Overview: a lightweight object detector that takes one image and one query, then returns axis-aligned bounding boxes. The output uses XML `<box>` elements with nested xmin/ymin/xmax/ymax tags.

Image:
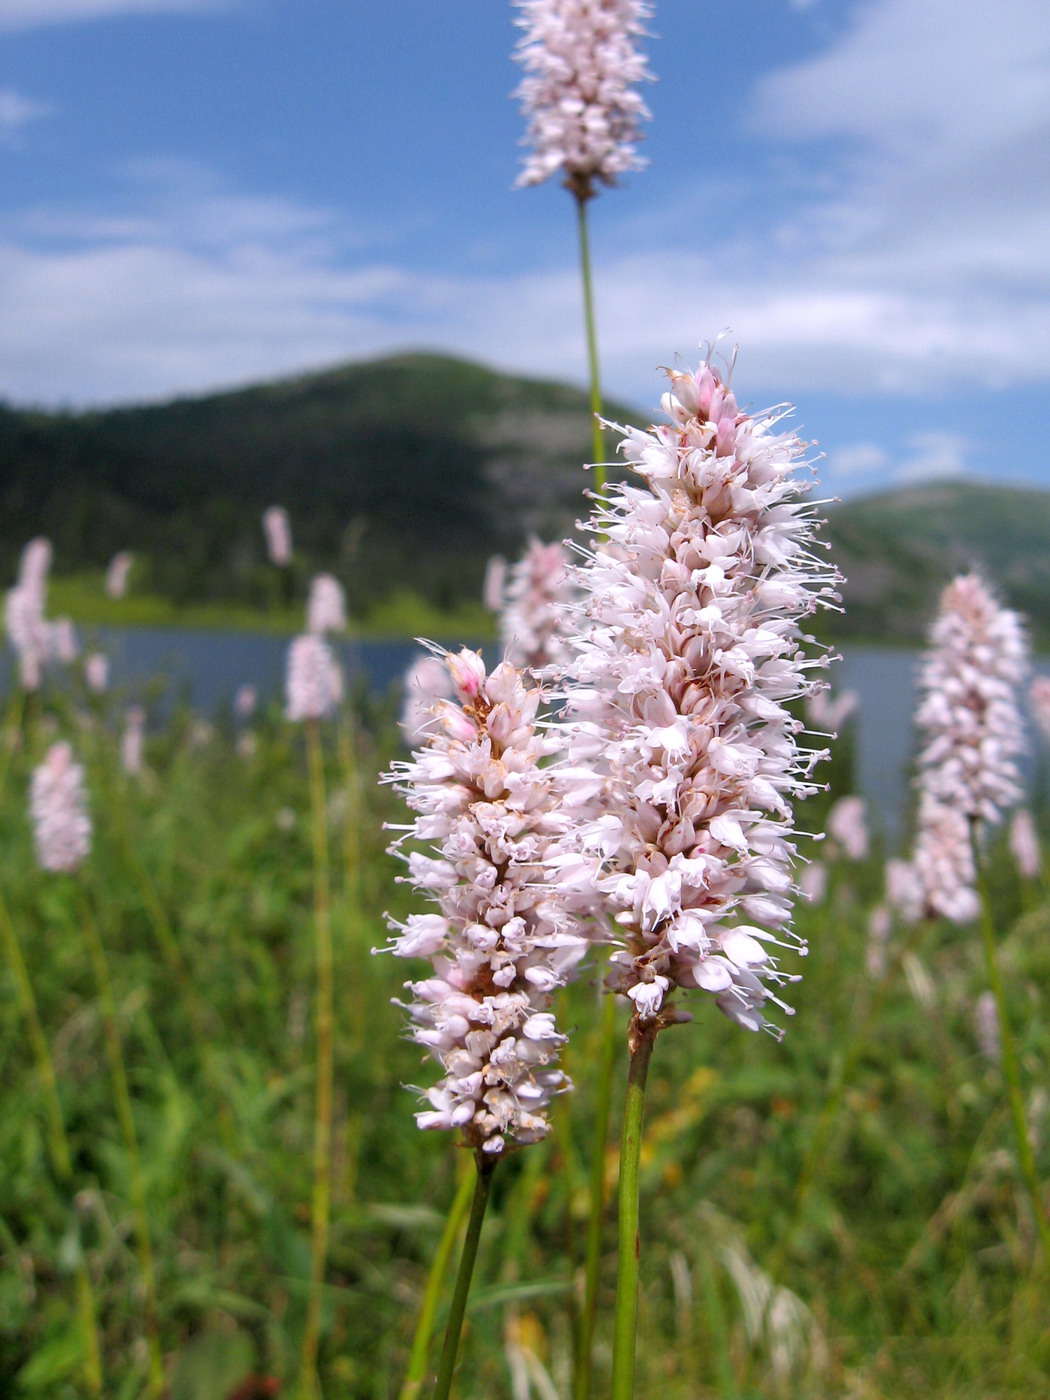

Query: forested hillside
<box><xmin>4</xmin><ymin>352</ymin><xmax>1050</xmax><ymax>644</ymax></box>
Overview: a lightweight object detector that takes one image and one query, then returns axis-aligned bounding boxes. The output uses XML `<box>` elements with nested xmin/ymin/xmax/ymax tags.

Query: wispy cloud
<box><xmin>828</xmin><ymin>433</ymin><xmax>968</xmax><ymax>487</ymax></box>
<box><xmin>0</xmin><ymin>0</ymin><xmax>1047</xmax><ymax>410</ymax></box>
<box><xmin>0</xmin><ymin>89</ymin><xmax>53</xmax><ymax>147</ymax></box>
<box><xmin>0</xmin><ymin>0</ymin><xmax>228</xmax><ymax>30</ymax></box>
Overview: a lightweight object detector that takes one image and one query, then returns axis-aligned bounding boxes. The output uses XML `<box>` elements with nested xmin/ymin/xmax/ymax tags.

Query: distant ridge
<box><xmin>0</xmin><ymin>351</ymin><xmax>636</xmax><ymax>617</ymax></box>
<box><xmin>824</xmin><ymin>481</ymin><xmax>1050</xmax><ymax>647</ymax></box>
<box><xmin>2</xmin><ymin>352</ymin><xmax>1050</xmax><ymax>644</ymax></box>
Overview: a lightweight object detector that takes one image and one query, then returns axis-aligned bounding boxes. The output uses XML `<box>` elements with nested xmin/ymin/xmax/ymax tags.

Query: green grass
<box><xmin>45</xmin><ymin>574</ymin><xmax>496</xmax><ymax>642</ymax></box>
<box><xmin>0</xmin><ymin>678</ymin><xmax>1048</xmax><ymax>1397</ymax></box>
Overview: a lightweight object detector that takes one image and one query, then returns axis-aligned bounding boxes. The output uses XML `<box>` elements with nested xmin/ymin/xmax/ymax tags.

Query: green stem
<box><xmin>610</xmin><ymin>1017</ymin><xmax>658</xmax><ymax>1400</ymax></box>
<box><xmin>299</xmin><ymin>718</ymin><xmax>335</xmax><ymax>1397</ymax></box>
<box><xmin>573</xmin><ymin>991</ymin><xmax>619</xmax><ymax>1400</ymax></box>
<box><xmin>336</xmin><ymin>714</ymin><xmax>365</xmax><ymax>1058</ymax></box>
<box><xmin>0</xmin><ymin>891</ymin><xmax>103</xmax><ymax>1395</ymax></box>
<box><xmin>0</xmin><ymin>686</ymin><xmax>26</xmax><ymax>803</ymax></box>
<box><xmin>790</xmin><ymin>915</ymin><xmax>926</xmax><ymax>1222</ymax></box>
<box><xmin>973</xmin><ymin>828</ymin><xmax>1050</xmax><ymax>1260</ymax></box>
<box><xmin>432</xmin><ymin>1153</ymin><xmax>497</xmax><ymax>1400</ymax></box>
<box><xmin>575</xmin><ymin>194</ymin><xmax>607</xmax><ymax>491</ymax></box>
<box><xmin>80</xmin><ymin>891</ymin><xmax>163</xmax><ymax>1397</ymax></box>
<box><xmin>742</xmin><ymin>913</ymin><xmax>927</xmax><ymax>1390</ymax></box>
<box><xmin>398</xmin><ymin>1162</ymin><xmax>475</xmax><ymax>1400</ymax></box>
<box><xmin>95</xmin><ymin>739</ymin><xmax>237</xmax><ymax>1152</ymax></box>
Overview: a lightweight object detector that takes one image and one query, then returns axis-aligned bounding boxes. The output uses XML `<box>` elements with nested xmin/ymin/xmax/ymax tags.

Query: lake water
<box><xmin>6</xmin><ymin>626</ymin><xmax>1049</xmax><ymax>842</ymax></box>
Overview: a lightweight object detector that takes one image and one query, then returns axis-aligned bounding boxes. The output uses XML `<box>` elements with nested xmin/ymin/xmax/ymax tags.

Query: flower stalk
<box><xmin>0</xmin><ymin>890</ymin><xmax>102</xmax><ymax>1395</ymax></box>
<box><xmin>80</xmin><ymin>890</ymin><xmax>164</xmax><ymax>1397</ymax></box>
<box><xmin>575</xmin><ymin>194</ymin><xmax>607</xmax><ymax>484</ymax></box>
<box><xmin>610</xmin><ymin>1016</ymin><xmax>658</xmax><ymax>1400</ymax></box>
<box><xmin>973</xmin><ymin>829</ymin><xmax>1050</xmax><ymax>1261</ymax></box>
<box><xmin>573</xmin><ymin>990</ymin><xmax>619</xmax><ymax>1400</ymax></box>
<box><xmin>432</xmin><ymin>1153</ymin><xmax>498</xmax><ymax>1400</ymax></box>
<box><xmin>397</xmin><ymin>1161</ymin><xmax>476</xmax><ymax>1400</ymax></box>
<box><xmin>299</xmin><ymin>716</ymin><xmax>335</xmax><ymax>1396</ymax></box>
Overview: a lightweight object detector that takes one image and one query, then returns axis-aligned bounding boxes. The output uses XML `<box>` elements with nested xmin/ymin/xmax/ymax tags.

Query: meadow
<box><xmin>1</xmin><ymin>660</ymin><xmax>1048</xmax><ymax>1399</ymax></box>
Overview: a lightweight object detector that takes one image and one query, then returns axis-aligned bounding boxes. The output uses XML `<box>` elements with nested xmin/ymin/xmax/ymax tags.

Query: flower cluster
<box><xmin>383</xmin><ymin>649</ymin><xmax>588</xmax><ymax>1154</ymax></box>
<box><xmin>5</xmin><ymin>538</ymin><xmax>53</xmax><ymax>691</ymax></box>
<box><xmin>496</xmin><ymin>536</ymin><xmax>577</xmax><ymax>674</ymax></box>
<box><xmin>31</xmin><ymin>742</ymin><xmax>91</xmax><ymax>874</ymax></box>
<box><xmin>556</xmin><ymin>359</ymin><xmax>839</xmax><ymax>1033</ymax></box>
<box><xmin>399</xmin><ymin>653</ymin><xmax>454</xmax><ymax>746</ymax></box>
<box><xmin>912</xmin><ymin>574</ymin><xmax>1026</xmax><ymax>922</ymax></box>
<box><xmin>827</xmin><ymin>795</ymin><xmax>869</xmax><ymax>861</ymax></box>
<box><xmin>106</xmin><ymin>551</ymin><xmax>134</xmax><ymax>600</ymax></box>
<box><xmin>513</xmin><ymin>0</ymin><xmax>653</xmax><ymax>200</ymax></box>
<box><xmin>285</xmin><ymin>634</ymin><xmax>342</xmax><ymax>721</ymax></box>
<box><xmin>1030</xmin><ymin>675</ymin><xmax>1050</xmax><ymax>745</ymax></box>
<box><xmin>262</xmin><ymin>506</ymin><xmax>292</xmax><ymax>566</ymax></box>
<box><xmin>121</xmin><ymin>706</ymin><xmax>146</xmax><ymax>776</ymax></box>
<box><xmin>306</xmin><ymin>573</ymin><xmax>347</xmax><ymax>635</ymax></box>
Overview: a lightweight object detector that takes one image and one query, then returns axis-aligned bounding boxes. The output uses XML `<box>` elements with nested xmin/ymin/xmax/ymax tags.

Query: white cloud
<box><xmin>2</xmin><ymin>172</ymin><xmax>1050</xmax><ymax>408</ymax></box>
<box><xmin>0</xmin><ymin>0</ymin><xmax>227</xmax><ymax>29</ymax></box>
<box><xmin>0</xmin><ymin>89</ymin><xmax>53</xmax><ymax>146</ymax></box>
<box><xmin>828</xmin><ymin>443</ymin><xmax>888</xmax><ymax>478</ymax></box>
<box><xmin>0</xmin><ymin>0</ymin><xmax>1048</xmax><ymax>408</ymax></box>
<box><xmin>893</xmin><ymin>432</ymin><xmax>968</xmax><ymax>484</ymax></box>
<box><xmin>827</xmin><ymin>434</ymin><xmax>968</xmax><ymax>488</ymax></box>
<box><xmin>752</xmin><ymin>0</ymin><xmax>1050</xmax><ymax>159</ymax></box>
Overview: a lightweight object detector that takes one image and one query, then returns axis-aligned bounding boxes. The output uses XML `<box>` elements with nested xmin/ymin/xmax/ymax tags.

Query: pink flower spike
<box><xmin>380</xmin><ymin>649</ymin><xmax>592</xmax><ymax>1154</ymax></box>
<box><xmin>513</xmin><ymin>0</ymin><xmax>654</xmax><ymax>201</ymax></box>
<box><xmin>31</xmin><ymin>742</ymin><xmax>91</xmax><ymax>874</ymax></box>
<box><xmin>306</xmin><ymin>574</ymin><xmax>347</xmax><ymax>635</ymax></box>
<box><xmin>285</xmin><ymin>633</ymin><xmax>342</xmax><ymax>721</ymax></box>
<box><xmin>106</xmin><ymin>551</ymin><xmax>134</xmax><ymax>600</ymax></box>
<box><xmin>912</xmin><ymin>573</ymin><xmax>1026</xmax><ymax>922</ymax></box>
<box><xmin>262</xmin><ymin>506</ymin><xmax>292</xmax><ymax>566</ymax></box>
<box><xmin>558</xmin><ymin>353</ymin><xmax>840</xmax><ymax>1034</ymax></box>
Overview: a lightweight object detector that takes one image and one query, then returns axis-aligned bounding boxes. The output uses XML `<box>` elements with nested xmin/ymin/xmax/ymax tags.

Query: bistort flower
<box><xmin>306</xmin><ymin>573</ymin><xmax>347</xmax><ymax>635</ymax></box>
<box><xmin>262</xmin><ymin>506</ymin><xmax>293</xmax><ymax>566</ymax></box>
<box><xmin>556</xmin><ymin>355</ymin><xmax>840</xmax><ymax>1034</ymax></box>
<box><xmin>399</xmin><ymin>653</ymin><xmax>454</xmax><ymax>747</ymax></box>
<box><xmin>382</xmin><ymin>649</ymin><xmax>589</xmax><ymax>1154</ymax></box>
<box><xmin>106</xmin><ymin>551</ymin><xmax>134</xmax><ymax>600</ymax></box>
<box><xmin>498</xmin><ymin>536</ymin><xmax>577</xmax><ymax>675</ymax></box>
<box><xmin>513</xmin><ymin>0</ymin><xmax>654</xmax><ymax>200</ymax></box>
<box><xmin>285</xmin><ymin>634</ymin><xmax>342</xmax><ymax>722</ymax></box>
<box><xmin>31</xmin><ymin>741</ymin><xmax>91</xmax><ymax>873</ymax></box>
<box><xmin>912</xmin><ymin>573</ymin><xmax>1026</xmax><ymax>922</ymax></box>
<box><xmin>5</xmin><ymin>537</ymin><xmax>53</xmax><ymax>691</ymax></box>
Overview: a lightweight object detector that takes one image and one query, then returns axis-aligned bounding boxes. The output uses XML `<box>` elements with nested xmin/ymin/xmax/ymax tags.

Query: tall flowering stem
<box><xmin>432</xmin><ymin>1152</ymin><xmax>498</xmax><ymax>1400</ymax></box>
<box><xmin>299</xmin><ymin>717</ymin><xmax>335</xmax><ymax>1397</ymax></box>
<box><xmin>382</xmin><ymin>647</ymin><xmax>590</xmax><ymax>1388</ymax></box>
<box><xmin>514</xmin><ymin>0</ymin><xmax>653</xmax><ymax>488</ymax></box>
<box><xmin>80</xmin><ymin>891</ymin><xmax>164</xmax><ymax>1397</ymax></box>
<box><xmin>974</xmin><ymin>840</ymin><xmax>1050</xmax><ymax>1259</ymax></box>
<box><xmin>574</xmin><ymin>989</ymin><xmax>618</xmax><ymax>1400</ymax></box>
<box><xmin>0</xmin><ymin>890</ymin><xmax>103</xmax><ymax>1394</ymax></box>
<box><xmin>576</xmin><ymin>196</ymin><xmax>607</xmax><ymax>482</ymax></box>
<box><xmin>913</xmin><ymin>574</ymin><xmax>1025</xmax><ymax>922</ymax></box>
<box><xmin>397</xmin><ymin>1160</ymin><xmax>475</xmax><ymax>1400</ymax></box>
<box><xmin>556</xmin><ymin>356</ymin><xmax>838</xmax><ymax>1397</ymax></box>
<box><xmin>910</xmin><ymin>574</ymin><xmax>1048</xmax><ymax>1255</ymax></box>
<box><xmin>610</xmin><ymin>1016</ymin><xmax>657</xmax><ymax>1400</ymax></box>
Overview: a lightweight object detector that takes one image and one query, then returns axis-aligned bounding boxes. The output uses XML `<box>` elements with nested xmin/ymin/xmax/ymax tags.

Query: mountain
<box><xmin>0</xmin><ymin>352</ymin><xmax>636</xmax><ymax>617</ymax></box>
<box><xmin>824</xmin><ymin>481</ymin><xmax>1050</xmax><ymax>647</ymax></box>
<box><xmin>2</xmin><ymin>352</ymin><xmax>1049</xmax><ymax>644</ymax></box>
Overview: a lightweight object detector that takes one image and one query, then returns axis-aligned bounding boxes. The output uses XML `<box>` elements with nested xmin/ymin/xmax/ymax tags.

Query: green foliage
<box><xmin>0</xmin><ymin>353</ymin><xmax>637</xmax><ymax>622</ymax></box>
<box><xmin>825</xmin><ymin>481</ymin><xmax>1050</xmax><ymax>648</ymax></box>
<box><xmin>0</xmin><ymin>677</ymin><xmax>1048</xmax><ymax>1397</ymax></box>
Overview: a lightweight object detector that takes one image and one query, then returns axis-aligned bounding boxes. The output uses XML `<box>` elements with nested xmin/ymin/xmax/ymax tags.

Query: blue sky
<box><xmin>1</xmin><ymin>0</ymin><xmax>1049</xmax><ymax>500</ymax></box>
